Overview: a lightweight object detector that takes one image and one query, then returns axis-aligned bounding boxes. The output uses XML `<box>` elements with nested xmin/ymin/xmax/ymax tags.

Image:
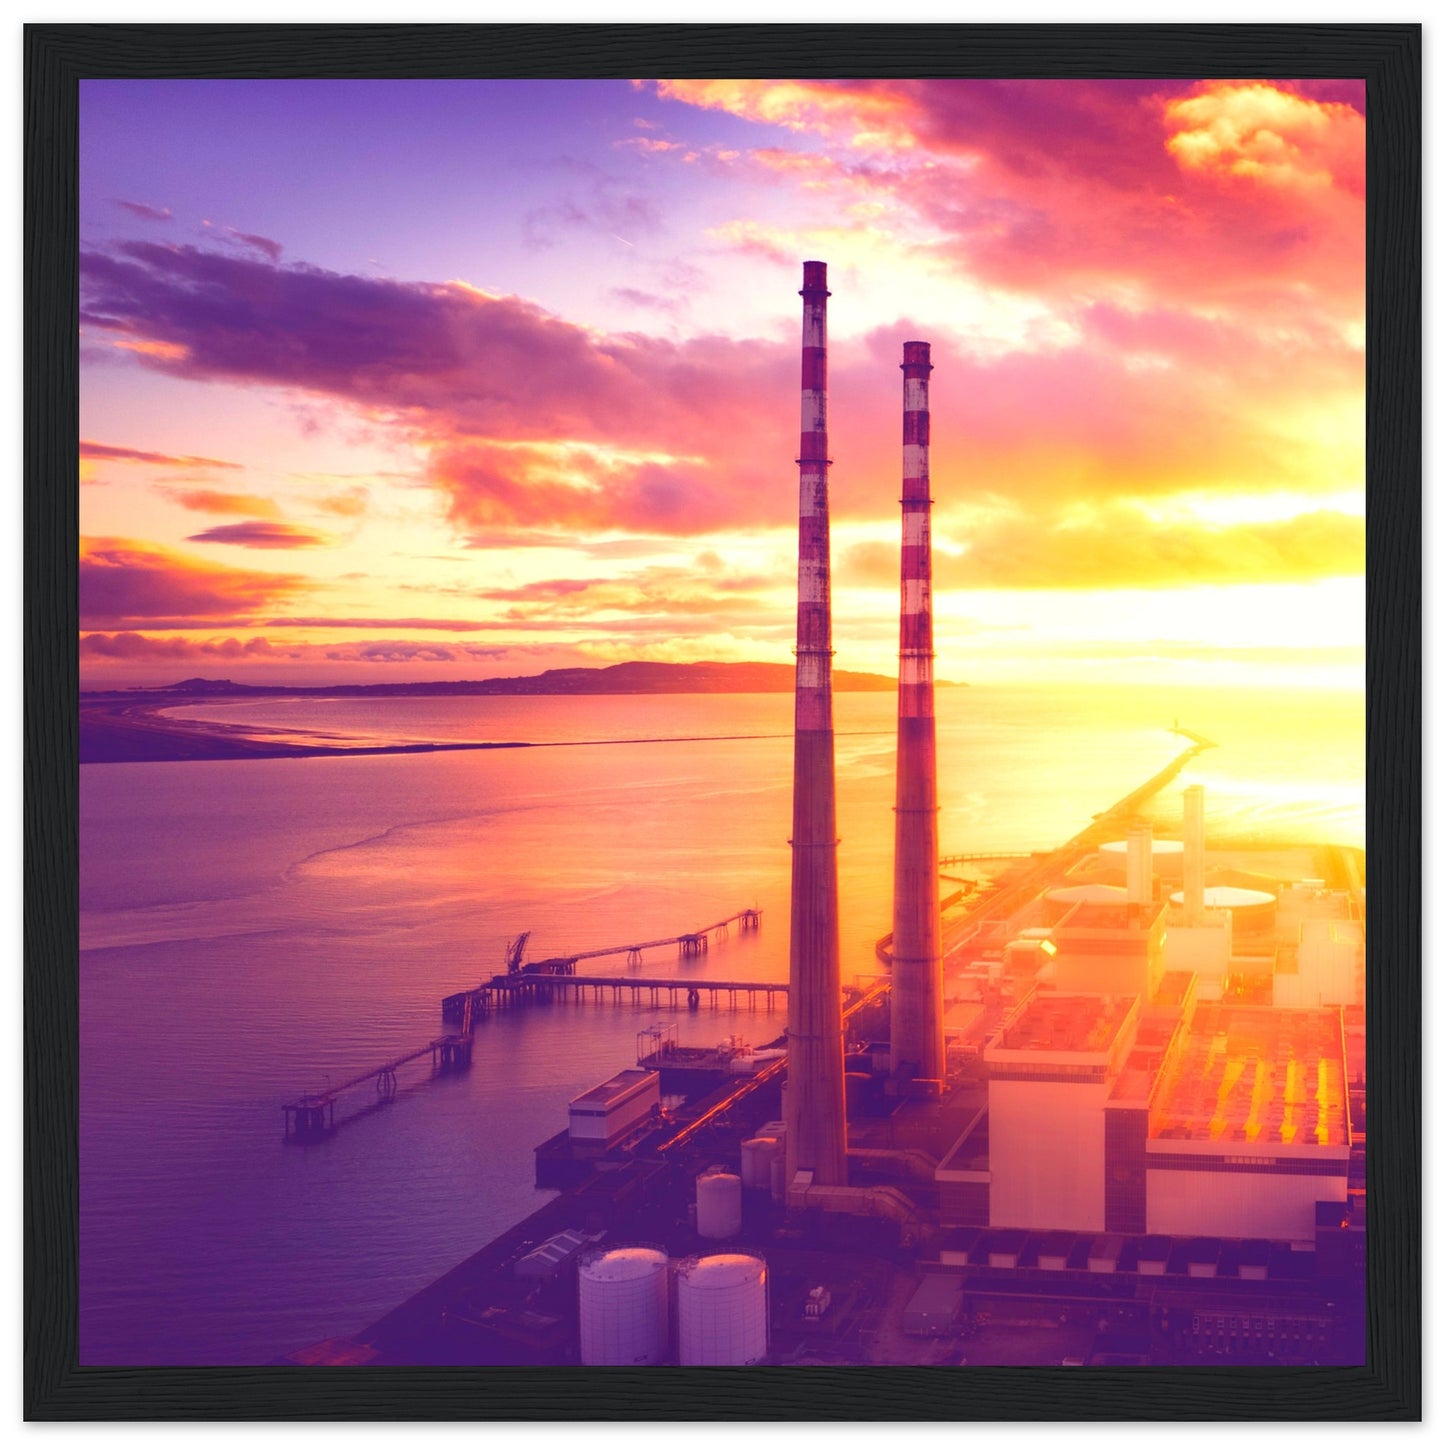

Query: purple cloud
<box><xmin>186</xmin><ymin>522</ymin><xmax>329</xmax><ymax>549</ymax></box>
<box><xmin>224</xmin><ymin>228</ymin><xmax>284</xmax><ymax>262</ymax></box>
<box><xmin>112</xmin><ymin>199</ymin><xmax>172</xmax><ymax>222</ymax></box>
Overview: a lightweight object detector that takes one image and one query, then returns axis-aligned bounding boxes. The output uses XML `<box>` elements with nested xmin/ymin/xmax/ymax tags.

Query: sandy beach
<box><xmin>79</xmin><ymin>698</ymin><xmax>527</xmax><ymax>764</ymax></box>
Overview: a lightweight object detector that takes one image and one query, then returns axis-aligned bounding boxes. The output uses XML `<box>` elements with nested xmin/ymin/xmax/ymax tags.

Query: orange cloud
<box><xmin>165</xmin><ymin>489</ymin><xmax>283</xmax><ymax>518</ymax></box>
<box><xmin>81</xmin><ymin>238</ymin><xmax>1362</xmax><ymax>551</ymax></box>
<box><xmin>655</xmin><ymin>78</ymin><xmax>1364</xmax><ymax>332</ymax></box>
<box><xmin>80</xmin><ymin>536</ymin><xmax>310</xmax><ymax>628</ymax></box>
<box><xmin>314</xmin><ymin>487</ymin><xmax>370</xmax><ymax>517</ymax></box>
<box><xmin>651</xmin><ymin>79</ymin><xmax>917</xmax><ymax>149</ymax></box>
<box><xmin>841</xmin><ymin>506</ymin><xmax>1364</xmax><ymax>590</ymax></box>
<box><xmin>1164</xmin><ymin>81</ymin><xmax>1365</xmax><ymax>195</ymax></box>
<box><xmin>477</xmin><ymin>563</ymin><xmax>778</xmax><ymax>622</ymax></box>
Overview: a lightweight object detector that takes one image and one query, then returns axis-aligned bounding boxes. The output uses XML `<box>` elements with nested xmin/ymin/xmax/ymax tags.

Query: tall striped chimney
<box><xmin>784</xmin><ymin>260</ymin><xmax>847</xmax><ymax>1188</ymax></box>
<box><xmin>889</xmin><ymin>340</ymin><xmax>945</xmax><ymax>1089</ymax></box>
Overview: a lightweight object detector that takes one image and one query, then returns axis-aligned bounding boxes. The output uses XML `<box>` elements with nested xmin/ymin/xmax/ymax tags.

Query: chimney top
<box><xmin>901</xmin><ymin>340</ymin><xmax>933</xmax><ymax>371</ymax></box>
<box><xmin>800</xmin><ymin>260</ymin><xmax>830</xmax><ymax>296</ymax></box>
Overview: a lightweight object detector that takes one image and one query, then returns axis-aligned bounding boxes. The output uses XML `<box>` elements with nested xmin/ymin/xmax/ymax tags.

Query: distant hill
<box><xmin>83</xmin><ymin>660</ymin><xmax>963</xmax><ymax>702</ymax></box>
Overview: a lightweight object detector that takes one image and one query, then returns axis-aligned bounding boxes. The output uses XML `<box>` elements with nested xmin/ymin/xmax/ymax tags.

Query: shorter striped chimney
<box><xmin>1126</xmin><ymin>821</ymin><xmax>1154</xmax><ymax>906</ymax></box>
<box><xmin>1183</xmin><ymin>785</ymin><xmax>1206</xmax><ymax>923</ymax></box>
<box><xmin>889</xmin><ymin>340</ymin><xmax>944</xmax><ymax>1088</ymax></box>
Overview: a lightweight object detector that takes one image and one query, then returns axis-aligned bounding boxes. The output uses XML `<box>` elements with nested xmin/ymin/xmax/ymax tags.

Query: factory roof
<box><xmin>1046</xmin><ymin>884</ymin><xmax>1127</xmax><ymax>904</ymax></box>
<box><xmin>1107</xmin><ymin>1010</ymin><xmax>1185</xmax><ymax>1107</ymax></box>
<box><xmin>1108</xmin><ymin>1050</ymin><xmax>1163</xmax><ymax>1106</ymax></box>
<box><xmin>986</xmin><ymin>991</ymin><xmax>1136</xmax><ymax>1060</ymax></box>
<box><xmin>1152</xmin><ymin>970</ymin><xmax>1195</xmax><ymax>1009</ymax></box>
<box><xmin>1054</xmin><ymin>899</ymin><xmax>1166</xmax><ymax>935</ymax></box>
<box><xmin>1148</xmin><ymin>1003</ymin><xmax>1348</xmax><ymax>1151</ymax></box>
<box><xmin>569</xmin><ymin>1069</ymin><xmax>656</xmax><ymax>1109</ymax></box>
<box><xmin>1299</xmin><ymin>918</ymin><xmax>1365</xmax><ymax>946</ymax></box>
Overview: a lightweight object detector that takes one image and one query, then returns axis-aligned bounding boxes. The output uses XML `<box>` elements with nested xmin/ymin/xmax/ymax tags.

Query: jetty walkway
<box><xmin>879</xmin><ymin>728</ymin><xmax>1216</xmax><ymax>965</ymax></box>
<box><xmin>440</xmin><ymin>910</ymin><xmax>762</xmax><ymax>1024</ymax></box>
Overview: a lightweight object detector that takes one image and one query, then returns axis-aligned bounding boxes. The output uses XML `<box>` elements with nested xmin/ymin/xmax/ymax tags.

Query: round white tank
<box><xmin>696</xmin><ymin>1170</ymin><xmax>744</xmax><ymax>1238</ymax></box>
<box><xmin>1101</xmin><ymin>839</ymin><xmax>1184</xmax><ymax>861</ymax></box>
<box><xmin>740</xmin><ymin>1137</ymin><xmax>779</xmax><ymax>1190</ymax></box>
<box><xmin>676</xmin><ymin>1253</ymin><xmax>769</xmax><ymax>1365</ymax></box>
<box><xmin>577</xmin><ymin>1247</ymin><xmax>670</xmax><ymax>1366</ymax></box>
<box><xmin>1169</xmin><ymin>885</ymin><xmax>1277</xmax><ymax>936</ymax></box>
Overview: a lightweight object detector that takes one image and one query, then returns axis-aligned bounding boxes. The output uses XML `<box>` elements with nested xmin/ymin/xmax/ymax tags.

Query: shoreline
<box><xmin>80</xmin><ymin>700</ymin><xmax>534</xmax><ymax>764</ymax></box>
<box><xmin>338</xmin><ymin>736</ymin><xmax>1366</xmax><ymax>1367</ymax></box>
<box><xmin>79</xmin><ymin>699</ymin><xmax>809</xmax><ymax>765</ymax></box>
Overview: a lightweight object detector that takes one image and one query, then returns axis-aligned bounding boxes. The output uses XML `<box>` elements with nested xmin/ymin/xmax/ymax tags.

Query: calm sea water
<box><xmin>79</xmin><ymin>684</ymin><xmax>1363</xmax><ymax>1364</ymax></box>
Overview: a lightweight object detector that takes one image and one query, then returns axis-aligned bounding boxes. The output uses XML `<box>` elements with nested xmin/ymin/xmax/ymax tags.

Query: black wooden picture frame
<box><xmin>24</xmin><ymin>22</ymin><xmax>1421</xmax><ymax>1421</ymax></box>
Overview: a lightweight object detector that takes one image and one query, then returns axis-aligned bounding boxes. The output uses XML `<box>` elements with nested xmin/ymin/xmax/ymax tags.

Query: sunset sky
<box><xmin>77</xmin><ymin>77</ymin><xmax>1366</xmax><ymax>689</ymax></box>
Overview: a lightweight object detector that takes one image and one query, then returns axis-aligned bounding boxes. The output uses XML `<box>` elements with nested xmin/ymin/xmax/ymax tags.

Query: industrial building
<box><xmin>325</xmin><ymin>261</ymin><xmax>1365</xmax><ymax>1369</ymax></box>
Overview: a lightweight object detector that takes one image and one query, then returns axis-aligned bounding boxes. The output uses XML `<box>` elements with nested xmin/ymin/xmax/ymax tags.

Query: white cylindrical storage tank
<box><xmin>675</xmin><ymin>1253</ymin><xmax>769</xmax><ymax>1365</ymax></box>
<box><xmin>1169</xmin><ymin>885</ymin><xmax>1277</xmax><ymax>941</ymax></box>
<box><xmin>1100</xmin><ymin>837</ymin><xmax>1184</xmax><ymax>880</ymax></box>
<box><xmin>696</xmin><ymin>1170</ymin><xmax>744</xmax><ymax>1238</ymax></box>
<box><xmin>769</xmin><ymin>1149</ymin><xmax>787</xmax><ymax>1203</ymax></box>
<box><xmin>740</xmin><ymin>1137</ymin><xmax>778</xmax><ymax>1190</ymax></box>
<box><xmin>577</xmin><ymin>1247</ymin><xmax>670</xmax><ymax>1366</ymax></box>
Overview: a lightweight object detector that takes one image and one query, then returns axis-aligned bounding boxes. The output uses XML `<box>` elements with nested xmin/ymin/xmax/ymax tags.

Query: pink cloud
<box><xmin>657</xmin><ymin>78</ymin><xmax>1364</xmax><ymax>326</ymax></box>
<box><xmin>81</xmin><ymin>440</ymin><xmax>242</xmax><ymax>469</ymax></box>
<box><xmin>78</xmin><ymin>212</ymin><xmax>1360</xmax><ymax>550</ymax></box>
<box><xmin>476</xmin><ymin>565</ymin><xmax>776</xmax><ymax>621</ymax></box>
<box><xmin>80</xmin><ymin>631</ymin><xmax>288</xmax><ymax>661</ymax></box>
<box><xmin>80</xmin><ymin>243</ymin><xmax>798</xmax><ymax>534</ymax></box>
<box><xmin>112</xmin><ymin>199</ymin><xmax>172</xmax><ymax>222</ymax></box>
<box><xmin>263</xmin><ymin>616</ymin><xmax>489</xmax><ymax>631</ymax></box>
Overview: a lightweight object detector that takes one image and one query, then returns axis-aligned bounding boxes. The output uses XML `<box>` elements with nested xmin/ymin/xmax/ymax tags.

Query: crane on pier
<box><xmin>504</xmin><ymin>932</ymin><xmax>529</xmax><ymax>975</ymax></box>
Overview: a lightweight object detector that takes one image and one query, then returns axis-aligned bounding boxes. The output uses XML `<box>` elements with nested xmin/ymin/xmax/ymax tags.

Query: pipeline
<box><xmin>846</xmin><ymin>1147</ymin><xmax>939</xmax><ymax>1184</ymax></box>
<box><xmin>785</xmin><ymin>1182</ymin><xmax>923</xmax><ymax>1226</ymax></box>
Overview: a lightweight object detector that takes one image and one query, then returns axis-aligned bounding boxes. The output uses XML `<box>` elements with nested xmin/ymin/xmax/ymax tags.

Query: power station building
<box><xmin>927</xmin><ymin>783</ymin><xmax>1358</xmax><ymax>1248</ymax></box>
<box><xmin>770</xmin><ymin>259</ymin><xmax>1362</xmax><ymax>1269</ymax></box>
<box><xmin>937</xmin><ymin>982</ymin><xmax>1351</xmax><ymax>1244</ymax></box>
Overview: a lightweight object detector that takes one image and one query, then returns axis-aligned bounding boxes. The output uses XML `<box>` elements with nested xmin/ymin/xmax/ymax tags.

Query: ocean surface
<box><xmin>79</xmin><ymin>683</ymin><xmax>1364</xmax><ymax>1364</ymax></box>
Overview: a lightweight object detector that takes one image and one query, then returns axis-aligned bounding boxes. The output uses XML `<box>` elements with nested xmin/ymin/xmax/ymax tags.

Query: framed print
<box><xmin>25</xmin><ymin>21</ymin><xmax>1421</xmax><ymax>1421</ymax></box>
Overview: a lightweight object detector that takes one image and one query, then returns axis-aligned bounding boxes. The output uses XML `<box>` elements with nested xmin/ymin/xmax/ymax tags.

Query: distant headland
<box><xmin>81</xmin><ymin>660</ymin><xmax>962</xmax><ymax>764</ymax></box>
<box><xmin>83</xmin><ymin>659</ymin><xmax>952</xmax><ymax>703</ymax></box>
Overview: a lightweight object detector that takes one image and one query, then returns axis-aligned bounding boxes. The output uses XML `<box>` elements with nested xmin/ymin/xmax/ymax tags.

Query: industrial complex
<box><xmin>289</xmin><ymin>263</ymin><xmax>1366</xmax><ymax>1370</ymax></box>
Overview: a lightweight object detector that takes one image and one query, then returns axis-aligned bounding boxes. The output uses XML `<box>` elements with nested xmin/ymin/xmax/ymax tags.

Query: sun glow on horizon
<box><xmin>78</xmin><ymin>77</ymin><xmax>1365</xmax><ymax>692</ymax></box>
